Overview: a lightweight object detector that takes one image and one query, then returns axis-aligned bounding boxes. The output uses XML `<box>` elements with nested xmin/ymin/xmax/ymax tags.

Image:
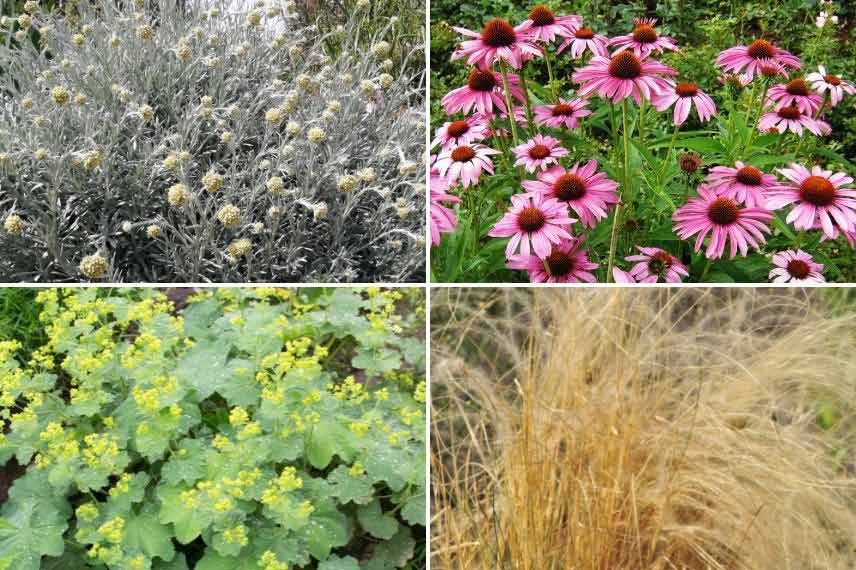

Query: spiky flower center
<box><xmin>786</xmin><ymin>259</ymin><xmax>811</xmax><ymax>279</ymax></box>
<box><xmin>747</xmin><ymin>39</ymin><xmax>774</xmax><ymax>59</ymax></box>
<box><xmin>467</xmin><ymin>68</ymin><xmax>497</xmax><ymax>92</ymax></box>
<box><xmin>675</xmin><ymin>82</ymin><xmax>698</xmax><ymax>97</ymax></box>
<box><xmin>799</xmin><ymin>175</ymin><xmax>836</xmax><ymax>206</ymax></box>
<box><xmin>707</xmin><ymin>197</ymin><xmax>739</xmax><ymax>225</ymax></box>
<box><xmin>544</xmin><ymin>250</ymin><xmax>574</xmax><ymax>276</ymax></box>
<box><xmin>575</xmin><ymin>27</ymin><xmax>594</xmax><ymax>39</ymax></box>
<box><xmin>736</xmin><ymin>166</ymin><xmax>763</xmax><ymax>185</ymax></box>
<box><xmin>518</xmin><ymin>207</ymin><xmax>546</xmax><ymax>232</ymax></box>
<box><xmin>551</xmin><ymin>104</ymin><xmax>577</xmax><ymax>116</ymax></box>
<box><xmin>777</xmin><ymin>105</ymin><xmax>801</xmax><ymax>119</ymax></box>
<box><xmin>481</xmin><ymin>19</ymin><xmax>516</xmax><ymax>48</ymax></box>
<box><xmin>785</xmin><ymin>79</ymin><xmax>809</xmax><ymax>96</ymax></box>
<box><xmin>528</xmin><ymin>144</ymin><xmax>551</xmax><ymax>160</ymax></box>
<box><xmin>451</xmin><ymin>146</ymin><xmax>476</xmax><ymax>162</ymax></box>
<box><xmin>528</xmin><ymin>5</ymin><xmax>555</xmax><ymax>26</ymax></box>
<box><xmin>761</xmin><ymin>64</ymin><xmax>782</xmax><ymax>78</ymax></box>
<box><xmin>608</xmin><ymin>51</ymin><xmax>642</xmax><ymax>80</ymax></box>
<box><xmin>648</xmin><ymin>250</ymin><xmax>673</xmax><ymax>274</ymax></box>
<box><xmin>824</xmin><ymin>74</ymin><xmax>841</xmax><ymax>86</ymax></box>
<box><xmin>679</xmin><ymin>152</ymin><xmax>701</xmax><ymax>173</ymax></box>
<box><xmin>632</xmin><ymin>24</ymin><xmax>658</xmax><ymax>44</ymax></box>
<box><xmin>553</xmin><ymin>173</ymin><xmax>587</xmax><ymax>201</ymax></box>
<box><xmin>446</xmin><ymin>120</ymin><xmax>470</xmax><ymax>138</ymax></box>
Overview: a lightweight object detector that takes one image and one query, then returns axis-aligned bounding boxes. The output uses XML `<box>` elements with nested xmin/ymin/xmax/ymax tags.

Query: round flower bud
<box><xmin>379</xmin><ymin>73</ymin><xmax>394</xmax><ymax>90</ymax></box>
<box><xmin>266</xmin><ymin>176</ymin><xmax>284</xmax><ymax>194</ymax></box>
<box><xmin>202</xmin><ymin>170</ymin><xmax>223</xmax><ymax>193</ymax></box>
<box><xmin>217</xmin><ymin>204</ymin><xmax>241</xmax><ymax>229</ymax></box>
<box><xmin>139</xmin><ymin>104</ymin><xmax>154</xmax><ymax>122</ymax></box>
<box><xmin>221</xmin><ymin>131</ymin><xmax>235</xmax><ymax>144</ymax></box>
<box><xmin>17</xmin><ymin>14</ymin><xmax>32</xmax><ymax>29</ymax></box>
<box><xmin>251</xmin><ymin>222</ymin><xmax>265</xmax><ymax>234</ymax></box>
<box><xmin>74</xmin><ymin>93</ymin><xmax>87</xmax><ymax>106</ymax></box>
<box><xmin>4</xmin><ymin>214</ymin><xmax>24</xmax><ymax>235</ymax></box>
<box><xmin>50</xmin><ymin>85</ymin><xmax>70</xmax><ymax>106</ymax></box>
<box><xmin>265</xmin><ymin>106</ymin><xmax>284</xmax><ymax>125</ymax></box>
<box><xmin>307</xmin><ymin>127</ymin><xmax>326</xmax><ymax>144</ymax></box>
<box><xmin>337</xmin><ymin>174</ymin><xmax>357</xmax><ymax>193</ymax></box>
<box><xmin>357</xmin><ymin>167</ymin><xmax>376</xmax><ymax>183</ymax></box>
<box><xmin>268</xmin><ymin>206</ymin><xmax>282</xmax><ymax>218</ymax></box>
<box><xmin>313</xmin><ymin>202</ymin><xmax>328</xmax><ymax>220</ymax></box>
<box><xmin>79</xmin><ymin>254</ymin><xmax>108</xmax><ymax>279</ymax></box>
<box><xmin>286</xmin><ymin>121</ymin><xmax>300</xmax><ymax>136</ymax></box>
<box><xmin>21</xmin><ymin>97</ymin><xmax>34</xmax><ymax>110</ymax></box>
<box><xmin>121</xmin><ymin>221</ymin><xmax>133</xmax><ymax>233</ymax></box>
<box><xmin>679</xmin><ymin>152</ymin><xmax>701</xmax><ymax>174</ymax></box>
<box><xmin>246</xmin><ymin>9</ymin><xmax>262</xmax><ymax>27</ymax></box>
<box><xmin>398</xmin><ymin>161</ymin><xmax>418</xmax><ymax>176</ymax></box>
<box><xmin>371</xmin><ymin>41</ymin><xmax>391</xmax><ymax>58</ymax></box>
<box><xmin>34</xmin><ymin>148</ymin><xmax>49</xmax><ymax>161</ymax></box>
<box><xmin>167</xmin><ymin>183</ymin><xmax>189</xmax><ymax>207</ymax></box>
<box><xmin>226</xmin><ymin>238</ymin><xmax>252</xmax><ymax>260</ymax></box>
<box><xmin>146</xmin><ymin>224</ymin><xmax>161</xmax><ymax>238</ymax></box>
<box><xmin>136</xmin><ymin>24</ymin><xmax>154</xmax><ymax>41</ymax></box>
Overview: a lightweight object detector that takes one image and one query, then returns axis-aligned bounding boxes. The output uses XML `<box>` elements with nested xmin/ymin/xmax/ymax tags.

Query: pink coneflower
<box><xmin>718</xmin><ymin>72</ymin><xmax>751</xmax><ymax>89</ymax></box>
<box><xmin>625</xmin><ymin>246</ymin><xmax>689</xmax><ymax>283</ymax></box>
<box><xmin>488</xmin><ymin>192</ymin><xmax>575</xmax><ymax>259</ymax></box>
<box><xmin>431</xmin><ymin>115</ymin><xmax>489</xmax><ymax>151</ymax></box>
<box><xmin>817</xmin><ymin>222</ymin><xmax>856</xmax><ymax>248</ymax></box>
<box><xmin>557</xmin><ymin>26</ymin><xmax>609</xmax><ymax>59</ymax></box>
<box><xmin>434</xmin><ymin>143</ymin><xmax>501</xmax><ymax>189</ymax></box>
<box><xmin>429</xmin><ymin>186</ymin><xmax>461</xmax><ymax>247</ymax></box>
<box><xmin>612</xmin><ymin>267</ymin><xmax>637</xmax><ymax>283</ymax></box>
<box><xmin>672</xmin><ymin>185</ymin><xmax>773</xmax><ymax>259</ymax></box>
<box><xmin>769</xmin><ymin>249</ymin><xmax>825</xmax><ymax>283</ymax></box>
<box><xmin>766</xmin><ymin>78</ymin><xmax>823</xmax><ymax>114</ymax></box>
<box><xmin>511</xmin><ymin>135</ymin><xmax>569</xmax><ymax>173</ymax></box>
<box><xmin>441</xmin><ymin>68</ymin><xmax>525</xmax><ymax>115</ymax></box>
<box><xmin>767</xmin><ymin>163</ymin><xmax>856</xmax><ymax>238</ymax></box>
<box><xmin>521</xmin><ymin>160</ymin><xmax>619</xmax><ymax>228</ymax></box>
<box><xmin>652</xmin><ymin>81</ymin><xmax>716</xmax><ymax>125</ymax></box>
<box><xmin>507</xmin><ymin>236</ymin><xmax>597</xmax><ymax>283</ymax></box>
<box><xmin>522</xmin><ymin>5</ymin><xmax>581</xmax><ymax>43</ymax></box>
<box><xmin>572</xmin><ymin>51</ymin><xmax>676</xmax><ymax>105</ymax></box>
<box><xmin>532</xmin><ymin>98</ymin><xmax>591</xmax><ymax>129</ymax></box>
<box><xmin>451</xmin><ymin>18</ymin><xmax>542</xmax><ymax>69</ymax></box>
<box><xmin>757</xmin><ymin>105</ymin><xmax>826</xmax><ymax>137</ymax></box>
<box><xmin>704</xmin><ymin>161</ymin><xmax>777</xmax><ymax>208</ymax></box>
<box><xmin>806</xmin><ymin>65</ymin><xmax>856</xmax><ymax>107</ymax></box>
<box><xmin>609</xmin><ymin>18</ymin><xmax>679</xmax><ymax>57</ymax></box>
<box><xmin>715</xmin><ymin>39</ymin><xmax>801</xmax><ymax>80</ymax></box>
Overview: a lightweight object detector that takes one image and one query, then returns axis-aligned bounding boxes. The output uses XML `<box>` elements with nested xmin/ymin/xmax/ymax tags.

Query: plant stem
<box><xmin>743</xmin><ymin>78</ymin><xmax>768</xmax><ymax>155</ymax></box>
<box><xmin>700</xmin><ymin>258</ymin><xmax>713</xmax><ymax>281</ymax></box>
<box><xmin>638</xmin><ymin>99</ymin><xmax>646</xmax><ymax>145</ymax></box>
<box><xmin>659</xmin><ymin>123</ymin><xmax>680</xmax><ymax>179</ymax></box>
<box><xmin>607</xmin><ymin>98</ymin><xmax>632</xmax><ymax>282</ymax></box>
<box><xmin>499</xmin><ymin>60</ymin><xmax>520</xmax><ymax>146</ymax></box>
<box><xmin>517</xmin><ymin>64</ymin><xmax>537</xmax><ymax>135</ymax></box>
<box><xmin>543</xmin><ymin>46</ymin><xmax>558</xmax><ymax>102</ymax></box>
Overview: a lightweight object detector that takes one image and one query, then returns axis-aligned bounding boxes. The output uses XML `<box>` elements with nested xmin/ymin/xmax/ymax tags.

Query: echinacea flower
<box><xmin>522</xmin><ymin>5</ymin><xmax>581</xmax><ymax>43</ymax></box>
<box><xmin>430</xmin><ymin>162</ymin><xmax>461</xmax><ymax>246</ymax></box>
<box><xmin>765</xmin><ymin>78</ymin><xmax>823</xmax><ymax>114</ymax></box>
<box><xmin>572</xmin><ymin>51</ymin><xmax>676</xmax><ymax>105</ymax></box>
<box><xmin>716</xmin><ymin>39</ymin><xmax>801</xmax><ymax>80</ymax></box>
<box><xmin>507</xmin><ymin>236</ymin><xmax>597</xmax><ymax>283</ymax></box>
<box><xmin>769</xmin><ymin>249</ymin><xmax>825</xmax><ymax>283</ymax></box>
<box><xmin>441</xmin><ymin>68</ymin><xmax>525</xmax><ymax>115</ymax></box>
<box><xmin>758</xmin><ymin>105</ymin><xmax>826</xmax><ymax>137</ymax></box>
<box><xmin>431</xmin><ymin>115</ymin><xmax>489</xmax><ymax>151</ymax></box>
<box><xmin>767</xmin><ymin>163</ymin><xmax>856</xmax><ymax>238</ymax></box>
<box><xmin>609</xmin><ymin>18</ymin><xmax>679</xmax><ymax>57</ymax></box>
<box><xmin>625</xmin><ymin>246</ymin><xmax>689</xmax><ymax>283</ymax></box>
<box><xmin>532</xmin><ymin>98</ymin><xmax>591</xmax><ymax>129</ymax></box>
<box><xmin>557</xmin><ymin>26</ymin><xmax>609</xmax><ymax>59</ymax></box>
<box><xmin>652</xmin><ymin>81</ymin><xmax>716</xmax><ymax>125</ymax></box>
<box><xmin>806</xmin><ymin>65</ymin><xmax>856</xmax><ymax>107</ymax></box>
<box><xmin>434</xmin><ymin>143</ymin><xmax>501</xmax><ymax>189</ymax></box>
<box><xmin>521</xmin><ymin>160</ymin><xmax>619</xmax><ymax>228</ymax></box>
<box><xmin>451</xmin><ymin>18</ymin><xmax>541</xmax><ymax>69</ymax></box>
<box><xmin>612</xmin><ymin>267</ymin><xmax>637</xmax><ymax>283</ymax></box>
<box><xmin>673</xmin><ymin>185</ymin><xmax>773</xmax><ymax>259</ymax></box>
<box><xmin>704</xmin><ymin>161</ymin><xmax>777</xmax><ymax>208</ymax></box>
<box><xmin>488</xmin><ymin>192</ymin><xmax>575</xmax><ymax>259</ymax></box>
<box><xmin>511</xmin><ymin>134</ymin><xmax>569</xmax><ymax>173</ymax></box>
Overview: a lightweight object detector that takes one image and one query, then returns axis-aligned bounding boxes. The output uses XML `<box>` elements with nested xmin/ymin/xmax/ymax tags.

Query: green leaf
<box><xmin>328</xmin><ymin>466</ymin><xmax>374</xmax><ymax>505</ymax></box>
<box><xmin>357</xmin><ymin>499</ymin><xmax>399</xmax><ymax>540</ymax></box>
<box><xmin>157</xmin><ymin>485</ymin><xmax>211</xmax><ymax>544</ymax></box>
<box><xmin>175</xmin><ymin>339</ymin><xmax>232</xmax><ymax>398</ymax></box>
<box><xmin>679</xmin><ymin>137</ymin><xmax>725</xmax><ymax>154</ymax></box>
<box><xmin>0</xmin><ymin>501</ymin><xmax>67</xmax><ymax>570</ymax></box>
<box><xmin>299</xmin><ymin>504</ymin><xmax>349</xmax><ymax>561</ymax></box>
<box><xmin>153</xmin><ymin>553</ymin><xmax>189</xmax><ymax>570</ymax></box>
<box><xmin>365</xmin><ymin>527</ymin><xmax>415</xmax><ymax>569</ymax></box>
<box><xmin>319</xmin><ymin>555</ymin><xmax>360</xmax><ymax>570</ymax></box>
<box><xmin>307</xmin><ymin>421</ymin><xmax>355</xmax><ymax>470</ymax></box>
<box><xmin>401</xmin><ymin>492</ymin><xmax>426</xmax><ymax>527</ymax></box>
<box><xmin>161</xmin><ymin>440</ymin><xmax>207</xmax><ymax>486</ymax></box>
<box><xmin>124</xmin><ymin>504</ymin><xmax>176</xmax><ymax>562</ymax></box>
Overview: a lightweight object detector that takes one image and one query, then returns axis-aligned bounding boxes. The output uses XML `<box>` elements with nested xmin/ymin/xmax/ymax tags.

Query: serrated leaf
<box><xmin>161</xmin><ymin>440</ymin><xmax>206</xmax><ymax>486</ymax></box>
<box><xmin>157</xmin><ymin>485</ymin><xmax>211</xmax><ymax>544</ymax></box>
<box><xmin>307</xmin><ymin>421</ymin><xmax>354</xmax><ymax>469</ymax></box>
<box><xmin>328</xmin><ymin>466</ymin><xmax>374</xmax><ymax>505</ymax></box>
<box><xmin>0</xmin><ymin>502</ymin><xmax>67</xmax><ymax>570</ymax></box>
<box><xmin>299</xmin><ymin>504</ymin><xmax>349</xmax><ymax>561</ymax></box>
<box><xmin>367</xmin><ymin>527</ymin><xmax>415</xmax><ymax>569</ymax></box>
<box><xmin>357</xmin><ymin>499</ymin><xmax>398</xmax><ymax>540</ymax></box>
<box><xmin>124</xmin><ymin>504</ymin><xmax>176</xmax><ymax>562</ymax></box>
<box><xmin>175</xmin><ymin>340</ymin><xmax>231</xmax><ymax>398</ymax></box>
<box><xmin>401</xmin><ymin>492</ymin><xmax>425</xmax><ymax>527</ymax></box>
<box><xmin>319</xmin><ymin>555</ymin><xmax>360</xmax><ymax>570</ymax></box>
<box><xmin>153</xmin><ymin>553</ymin><xmax>189</xmax><ymax>570</ymax></box>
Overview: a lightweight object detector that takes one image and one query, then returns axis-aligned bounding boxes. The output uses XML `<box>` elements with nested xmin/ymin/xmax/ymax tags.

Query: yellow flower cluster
<box><xmin>223</xmin><ymin>524</ymin><xmax>249</xmax><ymax>546</ymax></box>
<box><xmin>261</xmin><ymin>466</ymin><xmax>303</xmax><ymax>509</ymax></box>
<box><xmin>331</xmin><ymin>375</ymin><xmax>368</xmax><ymax>404</ymax></box>
<box><xmin>259</xmin><ymin>550</ymin><xmax>289</xmax><ymax>570</ymax></box>
<box><xmin>83</xmin><ymin>433</ymin><xmax>121</xmax><ymax>468</ymax></box>
<box><xmin>97</xmin><ymin>516</ymin><xmax>125</xmax><ymax>543</ymax></box>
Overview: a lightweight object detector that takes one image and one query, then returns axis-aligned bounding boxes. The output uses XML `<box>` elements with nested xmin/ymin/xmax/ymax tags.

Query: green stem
<box><xmin>659</xmin><ymin>123</ymin><xmax>680</xmax><ymax>179</ymax></box>
<box><xmin>743</xmin><ymin>78</ymin><xmax>769</xmax><ymax>155</ymax></box>
<box><xmin>543</xmin><ymin>46</ymin><xmax>558</xmax><ymax>103</ymax></box>
<box><xmin>638</xmin><ymin>99</ymin><xmax>646</xmax><ymax>145</ymax></box>
<box><xmin>700</xmin><ymin>258</ymin><xmax>713</xmax><ymax>282</ymax></box>
<box><xmin>607</xmin><ymin>99</ymin><xmax>632</xmax><ymax>282</ymax></box>
<box><xmin>518</xmin><ymin>65</ymin><xmax>537</xmax><ymax>135</ymax></box>
<box><xmin>499</xmin><ymin>60</ymin><xmax>520</xmax><ymax>146</ymax></box>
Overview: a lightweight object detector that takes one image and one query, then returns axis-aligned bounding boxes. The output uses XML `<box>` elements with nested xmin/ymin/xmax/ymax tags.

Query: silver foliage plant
<box><xmin>0</xmin><ymin>0</ymin><xmax>426</xmax><ymax>283</ymax></box>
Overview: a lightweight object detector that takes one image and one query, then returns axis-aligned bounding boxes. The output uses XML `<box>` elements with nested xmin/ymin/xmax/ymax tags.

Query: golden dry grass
<box><xmin>431</xmin><ymin>288</ymin><xmax>856</xmax><ymax>570</ymax></box>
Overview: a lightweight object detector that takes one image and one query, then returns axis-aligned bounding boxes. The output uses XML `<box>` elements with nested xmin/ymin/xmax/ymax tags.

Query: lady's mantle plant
<box><xmin>0</xmin><ymin>0</ymin><xmax>425</xmax><ymax>283</ymax></box>
<box><xmin>0</xmin><ymin>287</ymin><xmax>426</xmax><ymax>569</ymax></box>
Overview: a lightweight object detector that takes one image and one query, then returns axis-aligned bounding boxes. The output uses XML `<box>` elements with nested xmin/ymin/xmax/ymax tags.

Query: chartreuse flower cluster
<box><xmin>0</xmin><ymin>287</ymin><xmax>426</xmax><ymax>570</ymax></box>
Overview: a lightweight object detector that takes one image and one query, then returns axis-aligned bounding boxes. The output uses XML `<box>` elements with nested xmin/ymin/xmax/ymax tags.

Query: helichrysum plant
<box><xmin>0</xmin><ymin>0</ymin><xmax>425</xmax><ymax>283</ymax></box>
<box><xmin>0</xmin><ymin>287</ymin><xmax>426</xmax><ymax>569</ymax></box>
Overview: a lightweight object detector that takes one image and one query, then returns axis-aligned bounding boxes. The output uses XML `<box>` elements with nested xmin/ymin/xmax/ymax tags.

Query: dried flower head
<box><xmin>357</xmin><ymin>167</ymin><xmax>376</xmax><ymax>183</ymax></box>
<box><xmin>220</xmin><ymin>131</ymin><xmax>235</xmax><ymax>144</ymax></box>
<box><xmin>21</xmin><ymin>97</ymin><xmax>34</xmax><ymax>110</ymax></box>
<box><xmin>372</xmin><ymin>41</ymin><xmax>391</xmax><ymax>58</ymax></box>
<box><xmin>307</xmin><ymin>127</ymin><xmax>326</xmax><ymax>143</ymax></box>
<box><xmin>50</xmin><ymin>85</ymin><xmax>70</xmax><ymax>106</ymax></box>
<box><xmin>337</xmin><ymin>174</ymin><xmax>358</xmax><ymax>193</ymax></box>
<box><xmin>313</xmin><ymin>202</ymin><xmax>329</xmax><ymax>220</ymax></box>
<box><xmin>399</xmin><ymin>160</ymin><xmax>418</xmax><ymax>176</ymax></box>
<box><xmin>139</xmin><ymin>104</ymin><xmax>154</xmax><ymax>122</ymax></box>
<box><xmin>379</xmin><ymin>73</ymin><xmax>394</xmax><ymax>90</ymax></box>
<box><xmin>251</xmin><ymin>222</ymin><xmax>265</xmax><ymax>234</ymax></box>
<box><xmin>74</xmin><ymin>93</ymin><xmax>87</xmax><ymax>106</ymax></box>
<box><xmin>34</xmin><ymin>148</ymin><xmax>49</xmax><ymax>161</ymax></box>
<box><xmin>217</xmin><ymin>204</ymin><xmax>242</xmax><ymax>229</ymax></box>
<box><xmin>167</xmin><ymin>183</ymin><xmax>189</xmax><ymax>207</ymax></box>
<box><xmin>202</xmin><ymin>169</ymin><xmax>223</xmax><ymax>193</ymax></box>
<box><xmin>679</xmin><ymin>152</ymin><xmax>702</xmax><ymax>173</ymax></box>
<box><xmin>79</xmin><ymin>254</ymin><xmax>108</xmax><ymax>279</ymax></box>
<box><xmin>4</xmin><ymin>214</ymin><xmax>24</xmax><ymax>235</ymax></box>
<box><xmin>146</xmin><ymin>224</ymin><xmax>161</xmax><ymax>238</ymax></box>
<box><xmin>136</xmin><ymin>25</ymin><xmax>154</xmax><ymax>41</ymax></box>
<box><xmin>285</xmin><ymin>121</ymin><xmax>301</xmax><ymax>136</ymax></box>
<box><xmin>226</xmin><ymin>238</ymin><xmax>252</xmax><ymax>260</ymax></box>
<box><xmin>266</xmin><ymin>176</ymin><xmax>284</xmax><ymax>194</ymax></box>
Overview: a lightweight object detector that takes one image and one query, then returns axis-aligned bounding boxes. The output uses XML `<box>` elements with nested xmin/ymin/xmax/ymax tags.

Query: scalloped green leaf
<box><xmin>328</xmin><ymin>465</ymin><xmax>374</xmax><ymax>505</ymax></box>
<box><xmin>124</xmin><ymin>504</ymin><xmax>176</xmax><ymax>562</ymax></box>
<box><xmin>357</xmin><ymin>499</ymin><xmax>398</xmax><ymax>540</ymax></box>
<box><xmin>157</xmin><ymin>485</ymin><xmax>212</xmax><ymax>544</ymax></box>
